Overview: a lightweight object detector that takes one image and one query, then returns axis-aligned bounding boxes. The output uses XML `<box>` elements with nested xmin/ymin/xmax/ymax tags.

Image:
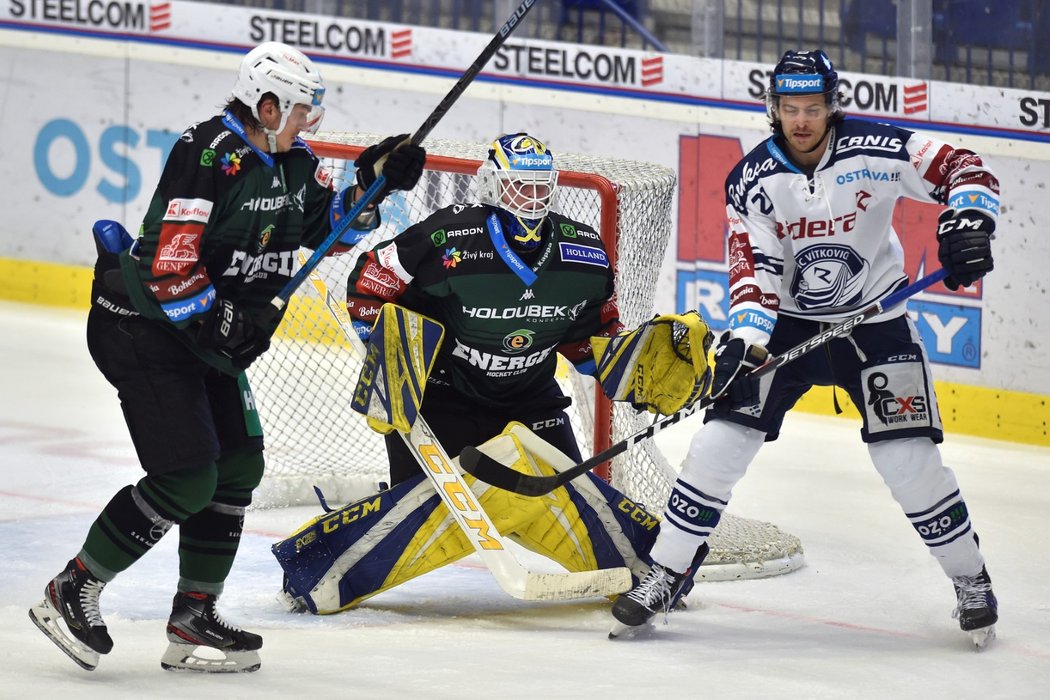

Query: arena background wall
<box><xmin>1</xmin><ymin>1</ymin><xmax>1046</xmax><ymax>446</ymax></box>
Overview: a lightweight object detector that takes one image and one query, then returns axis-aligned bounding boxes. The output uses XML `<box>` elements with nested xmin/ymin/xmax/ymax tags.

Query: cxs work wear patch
<box><xmin>860</xmin><ymin>351</ymin><xmax>938</xmax><ymax>436</ymax></box>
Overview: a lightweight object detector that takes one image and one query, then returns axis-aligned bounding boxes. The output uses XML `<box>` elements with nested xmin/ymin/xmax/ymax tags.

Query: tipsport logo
<box><xmin>776</xmin><ymin>75</ymin><xmax>824</xmax><ymax>93</ymax></box>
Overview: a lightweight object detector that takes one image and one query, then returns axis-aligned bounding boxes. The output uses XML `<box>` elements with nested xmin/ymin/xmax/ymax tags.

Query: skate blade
<box><xmin>161</xmin><ymin>642</ymin><xmax>261</xmax><ymax>673</ymax></box>
<box><xmin>29</xmin><ymin>599</ymin><xmax>100</xmax><ymax>671</ymax></box>
<box><xmin>969</xmin><ymin>625</ymin><xmax>996</xmax><ymax>650</ymax></box>
<box><xmin>608</xmin><ymin>620</ymin><xmax>655</xmax><ymax>640</ymax></box>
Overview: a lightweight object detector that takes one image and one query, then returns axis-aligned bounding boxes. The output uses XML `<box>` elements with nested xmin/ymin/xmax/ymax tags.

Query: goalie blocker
<box><xmin>272</xmin><ymin>423</ymin><xmax>660</xmax><ymax>613</ymax></box>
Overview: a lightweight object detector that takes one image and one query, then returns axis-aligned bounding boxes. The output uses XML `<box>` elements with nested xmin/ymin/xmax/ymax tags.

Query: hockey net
<box><xmin>250</xmin><ymin>132</ymin><xmax>802</xmax><ymax>581</ymax></box>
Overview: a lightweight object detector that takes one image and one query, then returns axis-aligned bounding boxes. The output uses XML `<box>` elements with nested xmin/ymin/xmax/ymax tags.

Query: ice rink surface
<box><xmin>1</xmin><ymin>301</ymin><xmax>1048</xmax><ymax>699</ymax></box>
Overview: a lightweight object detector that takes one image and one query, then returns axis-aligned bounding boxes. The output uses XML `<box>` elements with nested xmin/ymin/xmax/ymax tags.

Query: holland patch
<box><xmin>559</xmin><ymin>242</ymin><xmax>608</xmax><ymax>267</ymax></box>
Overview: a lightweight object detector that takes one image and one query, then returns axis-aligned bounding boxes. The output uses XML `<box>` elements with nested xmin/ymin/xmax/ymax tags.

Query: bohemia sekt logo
<box><xmin>8</xmin><ymin>1</ymin><xmax>172</xmax><ymax>33</ymax></box>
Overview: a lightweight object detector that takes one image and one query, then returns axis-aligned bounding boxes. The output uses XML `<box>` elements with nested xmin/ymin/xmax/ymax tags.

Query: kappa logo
<box><xmin>519</xmin><ymin>289</ymin><xmax>535</xmax><ymax>301</ymax></box>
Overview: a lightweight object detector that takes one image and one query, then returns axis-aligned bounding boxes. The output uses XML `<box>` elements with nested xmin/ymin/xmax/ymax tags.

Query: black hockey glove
<box><xmin>936</xmin><ymin>209</ymin><xmax>995</xmax><ymax>291</ymax></box>
<box><xmin>709</xmin><ymin>332</ymin><xmax>769</xmax><ymax>409</ymax></box>
<box><xmin>355</xmin><ymin>134</ymin><xmax>426</xmax><ymax>197</ymax></box>
<box><xmin>197</xmin><ymin>298</ymin><xmax>270</xmax><ymax>370</ymax></box>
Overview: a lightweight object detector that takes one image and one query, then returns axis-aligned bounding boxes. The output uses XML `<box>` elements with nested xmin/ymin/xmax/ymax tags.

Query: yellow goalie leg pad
<box><xmin>346</xmin><ymin>428</ymin><xmax>623</xmax><ymax>608</ymax></box>
<box><xmin>276</xmin><ymin>424</ymin><xmax>654</xmax><ymax>613</ymax></box>
<box><xmin>351</xmin><ymin>303</ymin><xmax>445</xmax><ymax>434</ymax></box>
<box><xmin>304</xmin><ymin>438</ymin><xmax>563</xmax><ymax>612</ymax></box>
<box><xmin>478</xmin><ymin>423</ymin><xmax>657</xmax><ymax>581</ymax></box>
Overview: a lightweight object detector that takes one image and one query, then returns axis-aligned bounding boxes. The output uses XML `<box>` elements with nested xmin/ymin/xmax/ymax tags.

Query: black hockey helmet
<box><xmin>765</xmin><ymin>49</ymin><xmax>843</xmax><ymax>132</ymax></box>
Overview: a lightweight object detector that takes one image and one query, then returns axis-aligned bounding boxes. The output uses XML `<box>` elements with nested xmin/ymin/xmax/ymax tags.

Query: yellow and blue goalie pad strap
<box><xmin>591</xmin><ymin>322</ymin><xmax>653</xmax><ymax>407</ymax></box>
<box><xmin>350</xmin><ymin>304</ymin><xmax>445</xmax><ymax>434</ymax></box>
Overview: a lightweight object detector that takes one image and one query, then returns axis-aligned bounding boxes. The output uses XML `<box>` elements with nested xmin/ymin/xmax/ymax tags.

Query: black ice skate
<box><xmin>952</xmin><ymin>566</ymin><xmax>998</xmax><ymax>649</ymax></box>
<box><xmin>29</xmin><ymin>557</ymin><xmax>113</xmax><ymax>671</ymax></box>
<box><xmin>161</xmin><ymin>592</ymin><xmax>263</xmax><ymax>672</ymax></box>
<box><xmin>609</xmin><ymin>544</ymin><xmax>709</xmax><ymax>639</ymax></box>
<box><xmin>608</xmin><ymin>564</ymin><xmax>688</xmax><ymax>638</ymax></box>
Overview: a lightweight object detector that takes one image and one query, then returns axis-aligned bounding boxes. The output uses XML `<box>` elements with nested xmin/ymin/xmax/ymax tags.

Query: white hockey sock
<box><xmin>868</xmin><ymin>437</ymin><xmax>984</xmax><ymax>577</ymax></box>
<box><xmin>650</xmin><ymin>420</ymin><xmax>765</xmax><ymax>572</ymax></box>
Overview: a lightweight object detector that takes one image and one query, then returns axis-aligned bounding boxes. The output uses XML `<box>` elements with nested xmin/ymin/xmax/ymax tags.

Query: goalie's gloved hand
<box><xmin>197</xmin><ymin>298</ymin><xmax>269</xmax><ymax>370</ymax></box>
<box><xmin>710</xmin><ymin>331</ymin><xmax>768</xmax><ymax>409</ymax></box>
<box><xmin>355</xmin><ymin>134</ymin><xmax>426</xmax><ymax>197</ymax></box>
<box><xmin>936</xmin><ymin>209</ymin><xmax>995</xmax><ymax>291</ymax></box>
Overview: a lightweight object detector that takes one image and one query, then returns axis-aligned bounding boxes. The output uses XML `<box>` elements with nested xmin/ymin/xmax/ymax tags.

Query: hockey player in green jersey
<box><xmin>29</xmin><ymin>42</ymin><xmax>425</xmax><ymax>673</ymax></box>
<box><xmin>272</xmin><ymin>133</ymin><xmax>715</xmax><ymax>614</ymax></box>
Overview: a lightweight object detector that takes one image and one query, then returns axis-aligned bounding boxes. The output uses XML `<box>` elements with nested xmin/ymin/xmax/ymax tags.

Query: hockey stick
<box><xmin>459</xmin><ymin>268</ymin><xmax>950</xmax><ymax>497</ymax></box>
<box><xmin>268</xmin><ymin>0</ymin><xmax>540</xmax><ymax>314</ymax></box>
<box><xmin>298</xmin><ymin>253</ymin><xmax>632</xmax><ymax>600</ymax></box>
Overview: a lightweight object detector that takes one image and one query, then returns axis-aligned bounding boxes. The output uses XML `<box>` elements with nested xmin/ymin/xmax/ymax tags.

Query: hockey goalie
<box><xmin>271</xmin><ymin>301</ymin><xmax>714</xmax><ymax>613</ymax></box>
<box><xmin>272</xmin><ymin>132</ymin><xmax>713</xmax><ymax>612</ymax></box>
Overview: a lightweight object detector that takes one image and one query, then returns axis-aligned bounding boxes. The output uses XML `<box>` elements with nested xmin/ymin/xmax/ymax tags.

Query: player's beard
<box><xmin>797</xmin><ymin>122</ymin><xmax>831</xmax><ymax>155</ymax></box>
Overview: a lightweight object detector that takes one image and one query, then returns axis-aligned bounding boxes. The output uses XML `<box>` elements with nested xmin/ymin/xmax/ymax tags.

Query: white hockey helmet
<box><xmin>477</xmin><ymin>133</ymin><xmax>559</xmax><ymax>250</ymax></box>
<box><xmin>231</xmin><ymin>42</ymin><xmax>326</xmax><ymax>144</ymax></box>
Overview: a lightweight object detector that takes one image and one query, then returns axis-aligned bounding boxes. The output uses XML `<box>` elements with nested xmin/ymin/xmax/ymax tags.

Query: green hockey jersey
<box><xmin>347</xmin><ymin>204</ymin><xmax>623</xmax><ymax>408</ymax></box>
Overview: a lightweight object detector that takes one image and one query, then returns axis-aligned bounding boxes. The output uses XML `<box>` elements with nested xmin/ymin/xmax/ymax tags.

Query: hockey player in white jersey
<box><xmin>611</xmin><ymin>49</ymin><xmax>999</xmax><ymax>647</ymax></box>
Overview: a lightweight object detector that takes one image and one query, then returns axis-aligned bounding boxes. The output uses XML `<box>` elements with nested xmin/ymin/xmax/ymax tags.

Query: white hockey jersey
<box><xmin>723</xmin><ymin>118</ymin><xmax>1000</xmax><ymax>347</ymax></box>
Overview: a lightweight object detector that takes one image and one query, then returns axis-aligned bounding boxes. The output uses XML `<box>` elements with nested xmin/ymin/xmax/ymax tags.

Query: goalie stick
<box><xmin>459</xmin><ymin>269</ymin><xmax>951</xmax><ymax>497</ymax></box>
<box><xmin>268</xmin><ymin>0</ymin><xmax>540</xmax><ymax>314</ymax></box>
<box><xmin>297</xmin><ymin>252</ymin><xmax>633</xmax><ymax>601</ymax></box>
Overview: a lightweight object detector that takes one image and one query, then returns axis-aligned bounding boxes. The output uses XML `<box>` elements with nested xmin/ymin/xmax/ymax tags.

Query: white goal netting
<box><xmin>250</xmin><ymin>132</ymin><xmax>802</xmax><ymax>581</ymax></box>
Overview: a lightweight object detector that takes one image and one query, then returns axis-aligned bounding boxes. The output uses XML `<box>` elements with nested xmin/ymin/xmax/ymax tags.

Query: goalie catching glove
<box><xmin>351</xmin><ymin>304</ymin><xmax>445</xmax><ymax>434</ymax></box>
<box><xmin>592</xmin><ymin>311</ymin><xmax>714</xmax><ymax>416</ymax></box>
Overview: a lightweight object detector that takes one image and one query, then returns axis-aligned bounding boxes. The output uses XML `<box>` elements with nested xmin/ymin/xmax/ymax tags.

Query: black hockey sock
<box><xmin>80</xmin><ymin>465</ymin><xmax>218</xmax><ymax>577</ymax></box>
<box><xmin>177</xmin><ymin>449</ymin><xmax>264</xmax><ymax>593</ymax></box>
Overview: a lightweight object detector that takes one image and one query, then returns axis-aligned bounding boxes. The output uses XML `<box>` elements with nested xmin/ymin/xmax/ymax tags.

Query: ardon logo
<box><xmin>431</xmin><ymin>229</ymin><xmax>447</xmax><ymax>246</ymax></box>
<box><xmin>502</xmin><ymin>329</ymin><xmax>535</xmax><ymax>354</ymax></box>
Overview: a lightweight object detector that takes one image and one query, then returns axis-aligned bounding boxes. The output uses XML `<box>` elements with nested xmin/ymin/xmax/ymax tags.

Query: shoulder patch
<box><xmin>559</xmin><ymin>242</ymin><xmax>609</xmax><ymax>267</ymax></box>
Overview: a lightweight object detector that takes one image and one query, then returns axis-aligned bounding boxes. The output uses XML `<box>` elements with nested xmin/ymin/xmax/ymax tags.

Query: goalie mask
<box><xmin>477</xmin><ymin>133</ymin><xmax>559</xmax><ymax>251</ymax></box>
<box><xmin>765</xmin><ymin>49</ymin><xmax>843</xmax><ymax>135</ymax></box>
<box><xmin>232</xmin><ymin>42</ymin><xmax>326</xmax><ymax>151</ymax></box>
